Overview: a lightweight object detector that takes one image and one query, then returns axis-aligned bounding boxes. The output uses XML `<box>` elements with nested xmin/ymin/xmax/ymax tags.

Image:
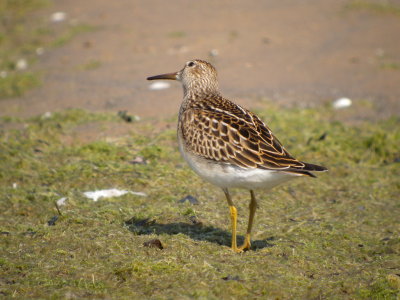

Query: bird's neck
<box><xmin>182</xmin><ymin>77</ymin><xmax>219</xmax><ymax>98</ymax></box>
<box><xmin>183</xmin><ymin>86</ymin><xmax>219</xmax><ymax>100</ymax></box>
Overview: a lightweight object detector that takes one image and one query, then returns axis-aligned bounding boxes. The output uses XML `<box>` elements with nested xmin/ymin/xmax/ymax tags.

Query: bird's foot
<box><xmin>238</xmin><ymin>235</ymin><xmax>251</xmax><ymax>252</ymax></box>
<box><xmin>231</xmin><ymin>236</ymin><xmax>251</xmax><ymax>253</ymax></box>
<box><xmin>231</xmin><ymin>246</ymin><xmax>244</xmax><ymax>253</ymax></box>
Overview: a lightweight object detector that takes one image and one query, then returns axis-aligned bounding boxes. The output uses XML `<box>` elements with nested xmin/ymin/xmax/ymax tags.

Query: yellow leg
<box><xmin>238</xmin><ymin>190</ymin><xmax>257</xmax><ymax>251</ymax></box>
<box><xmin>223</xmin><ymin>188</ymin><xmax>242</xmax><ymax>253</ymax></box>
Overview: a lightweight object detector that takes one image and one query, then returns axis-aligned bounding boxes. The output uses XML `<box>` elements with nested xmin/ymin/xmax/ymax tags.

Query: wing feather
<box><xmin>180</xmin><ymin>107</ymin><xmax>306</xmax><ymax>170</ymax></box>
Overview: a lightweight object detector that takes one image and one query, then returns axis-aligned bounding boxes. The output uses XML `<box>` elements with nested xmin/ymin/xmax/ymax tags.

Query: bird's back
<box><xmin>179</xmin><ymin>94</ymin><xmax>327</xmax><ymax>177</ymax></box>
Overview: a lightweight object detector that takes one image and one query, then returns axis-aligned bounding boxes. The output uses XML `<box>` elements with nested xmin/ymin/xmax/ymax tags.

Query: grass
<box><xmin>168</xmin><ymin>31</ymin><xmax>186</xmax><ymax>38</ymax></box>
<box><xmin>0</xmin><ymin>0</ymin><xmax>96</xmax><ymax>99</ymax></box>
<box><xmin>0</xmin><ymin>0</ymin><xmax>48</xmax><ymax>98</ymax></box>
<box><xmin>380</xmin><ymin>61</ymin><xmax>400</xmax><ymax>70</ymax></box>
<box><xmin>78</xmin><ymin>59</ymin><xmax>102</xmax><ymax>71</ymax></box>
<box><xmin>0</xmin><ymin>72</ymin><xmax>41</xmax><ymax>98</ymax></box>
<box><xmin>0</xmin><ymin>106</ymin><xmax>399</xmax><ymax>299</ymax></box>
<box><xmin>51</xmin><ymin>24</ymin><xmax>96</xmax><ymax>47</ymax></box>
<box><xmin>344</xmin><ymin>0</ymin><xmax>400</xmax><ymax>17</ymax></box>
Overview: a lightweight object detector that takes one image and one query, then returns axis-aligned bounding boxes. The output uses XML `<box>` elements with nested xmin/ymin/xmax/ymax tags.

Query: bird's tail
<box><xmin>284</xmin><ymin>162</ymin><xmax>328</xmax><ymax>178</ymax></box>
<box><xmin>302</xmin><ymin>162</ymin><xmax>328</xmax><ymax>172</ymax></box>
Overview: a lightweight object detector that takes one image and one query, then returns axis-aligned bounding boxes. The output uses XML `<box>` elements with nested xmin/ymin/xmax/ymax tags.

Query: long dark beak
<box><xmin>147</xmin><ymin>72</ymin><xmax>178</xmax><ymax>81</ymax></box>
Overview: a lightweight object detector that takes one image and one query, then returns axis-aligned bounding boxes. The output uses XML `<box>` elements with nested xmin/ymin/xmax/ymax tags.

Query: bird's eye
<box><xmin>187</xmin><ymin>61</ymin><xmax>195</xmax><ymax>67</ymax></box>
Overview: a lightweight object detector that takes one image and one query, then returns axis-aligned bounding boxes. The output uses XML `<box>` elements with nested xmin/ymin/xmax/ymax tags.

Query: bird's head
<box><xmin>147</xmin><ymin>59</ymin><xmax>219</xmax><ymax>97</ymax></box>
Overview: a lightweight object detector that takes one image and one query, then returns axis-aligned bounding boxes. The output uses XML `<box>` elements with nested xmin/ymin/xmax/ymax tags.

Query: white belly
<box><xmin>178</xmin><ymin>134</ymin><xmax>299</xmax><ymax>190</ymax></box>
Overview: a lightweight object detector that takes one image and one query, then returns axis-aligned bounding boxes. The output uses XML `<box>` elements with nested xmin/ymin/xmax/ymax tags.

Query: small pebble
<box><xmin>36</xmin><ymin>47</ymin><xmax>44</xmax><ymax>56</ymax></box>
<box><xmin>51</xmin><ymin>12</ymin><xmax>67</xmax><ymax>22</ymax></box>
<box><xmin>143</xmin><ymin>239</ymin><xmax>163</xmax><ymax>250</ymax></box>
<box><xmin>209</xmin><ymin>49</ymin><xmax>219</xmax><ymax>57</ymax></box>
<box><xmin>332</xmin><ymin>97</ymin><xmax>352</xmax><ymax>109</ymax></box>
<box><xmin>149</xmin><ymin>82</ymin><xmax>170</xmax><ymax>91</ymax></box>
<box><xmin>16</xmin><ymin>59</ymin><xmax>28</xmax><ymax>70</ymax></box>
<box><xmin>118</xmin><ymin>110</ymin><xmax>134</xmax><ymax>123</ymax></box>
<box><xmin>42</xmin><ymin>112</ymin><xmax>52</xmax><ymax>119</ymax></box>
<box><xmin>178</xmin><ymin>195</ymin><xmax>199</xmax><ymax>205</ymax></box>
<box><xmin>130</xmin><ymin>156</ymin><xmax>147</xmax><ymax>165</ymax></box>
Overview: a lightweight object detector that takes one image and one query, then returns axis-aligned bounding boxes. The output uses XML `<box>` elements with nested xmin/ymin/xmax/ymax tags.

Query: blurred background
<box><xmin>1</xmin><ymin>0</ymin><xmax>399</xmax><ymax>121</ymax></box>
<box><xmin>1</xmin><ymin>2</ymin><xmax>400</xmax><ymax>298</ymax></box>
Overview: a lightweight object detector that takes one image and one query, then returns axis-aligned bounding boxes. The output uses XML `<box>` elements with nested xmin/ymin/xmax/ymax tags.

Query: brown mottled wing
<box><xmin>180</xmin><ymin>107</ymin><xmax>306</xmax><ymax>171</ymax></box>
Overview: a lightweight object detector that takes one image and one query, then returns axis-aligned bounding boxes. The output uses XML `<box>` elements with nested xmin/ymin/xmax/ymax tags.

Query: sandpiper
<box><xmin>147</xmin><ymin>59</ymin><xmax>327</xmax><ymax>253</ymax></box>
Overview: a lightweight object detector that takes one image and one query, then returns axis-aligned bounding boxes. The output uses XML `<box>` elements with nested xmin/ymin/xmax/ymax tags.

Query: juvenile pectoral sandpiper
<box><xmin>147</xmin><ymin>59</ymin><xmax>327</xmax><ymax>253</ymax></box>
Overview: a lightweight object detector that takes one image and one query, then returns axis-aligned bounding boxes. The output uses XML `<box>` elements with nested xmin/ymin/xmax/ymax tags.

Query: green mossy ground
<box><xmin>0</xmin><ymin>0</ymin><xmax>48</xmax><ymax>98</ymax></box>
<box><xmin>0</xmin><ymin>0</ymin><xmax>96</xmax><ymax>99</ymax></box>
<box><xmin>0</xmin><ymin>106</ymin><xmax>399</xmax><ymax>299</ymax></box>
